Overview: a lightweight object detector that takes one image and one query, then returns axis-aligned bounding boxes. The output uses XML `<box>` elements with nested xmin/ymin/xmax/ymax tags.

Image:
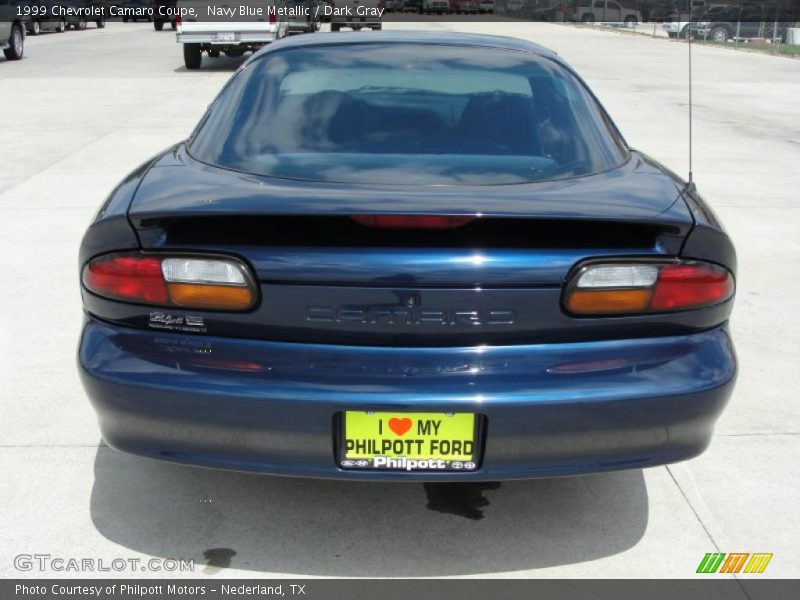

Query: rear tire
<box><xmin>581</xmin><ymin>14</ymin><xmax>594</xmax><ymax>23</ymax></box>
<box><xmin>183</xmin><ymin>43</ymin><xmax>202</xmax><ymax>69</ymax></box>
<box><xmin>154</xmin><ymin>20</ymin><xmax>164</xmax><ymax>31</ymax></box>
<box><xmin>30</xmin><ymin>20</ymin><xmax>41</xmax><ymax>35</ymax></box>
<box><xmin>331</xmin><ymin>23</ymin><xmax>341</xmax><ymax>31</ymax></box>
<box><xmin>710</xmin><ymin>26</ymin><xmax>729</xmax><ymax>42</ymax></box>
<box><xmin>3</xmin><ymin>24</ymin><xmax>23</xmax><ymax>60</ymax></box>
<box><xmin>96</xmin><ymin>18</ymin><xmax>106</xmax><ymax>28</ymax></box>
<box><xmin>624</xmin><ymin>15</ymin><xmax>637</xmax><ymax>26</ymax></box>
<box><xmin>77</xmin><ymin>19</ymin><xmax>87</xmax><ymax>31</ymax></box>
<box><xmin>57</xmin><ymin>18</ymin><xmax>66</xmax><ymax>32</ymax></box>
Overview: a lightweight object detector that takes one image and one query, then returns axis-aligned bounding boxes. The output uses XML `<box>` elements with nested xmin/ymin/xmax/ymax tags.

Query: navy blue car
<box><xmin>78</xmin><ymin>32</ymin><xmax>737</xmax><ymax>480</ymax></box>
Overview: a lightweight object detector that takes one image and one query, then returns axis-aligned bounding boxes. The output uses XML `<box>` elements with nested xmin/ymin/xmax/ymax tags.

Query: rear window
<box><xmin>189</xmin><ymin>43</ymin><xmax>628</xmax><ymax>186</ymax></box>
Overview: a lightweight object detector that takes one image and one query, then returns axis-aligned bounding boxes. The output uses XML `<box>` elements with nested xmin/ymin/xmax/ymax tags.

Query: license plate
<box><xmin>339</xmin><ymin>411</ymin><xmax>479</xmax><ymax>472</ymax></box>
<box><xmin>215</xmin><ymin>32</ymin><xmax>236</xmax><ymax>42</ymax></box>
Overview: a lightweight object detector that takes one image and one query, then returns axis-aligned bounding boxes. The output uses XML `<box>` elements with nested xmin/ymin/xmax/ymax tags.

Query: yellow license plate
<box><xmin>340</xmin><ymin>411</ymin><xmax>478</xmax><ymax>472</ymax></box>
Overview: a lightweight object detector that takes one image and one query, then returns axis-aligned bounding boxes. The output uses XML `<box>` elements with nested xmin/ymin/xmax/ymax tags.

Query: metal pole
<box><xmin>735</xmin><ymin>10</ymin><xmax>741</xmax><ymax>49</ymax></box>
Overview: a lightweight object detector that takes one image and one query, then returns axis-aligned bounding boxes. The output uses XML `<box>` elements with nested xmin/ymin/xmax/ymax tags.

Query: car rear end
<box><xmin>175</xmin><ymin>0</ymin><xmax>280</xmax><ymax>53</ymax></box>
<box><xmin>78</xmin><ymin>36</ymin><xmax>737</xmax><ymax>480</ymax></box>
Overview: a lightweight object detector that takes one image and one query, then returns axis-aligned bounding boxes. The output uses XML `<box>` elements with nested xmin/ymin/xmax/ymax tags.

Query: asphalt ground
<box><xmin>1</xmin><ymin>20</ymin><xmax>798</xmax><ymax>580</ymax></box>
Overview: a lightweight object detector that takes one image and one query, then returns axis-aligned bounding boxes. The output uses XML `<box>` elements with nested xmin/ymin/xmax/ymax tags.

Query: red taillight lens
<box><xmin>82</xmin><ymin>253</ymin><xmax>257</xmax><ymax>311</ymax></box>
<box><xmin>268</xmin><ymin>4</ymin><xmax>276</xmax><ymax>23</ymax></box>
<box><xmin>564</xmin><ymin>260</ymin><xmax>734</xmax><ymax>316</ymax></box>
<box><xmin>350</xmin><ymin>215</ymin><xmax>476</xmax><ymax>229</ymax></box>
<box><xmin>83</xmin><ymin>255</ymin><xmax>168</xmax><ymax>304</ymax></box>
<box><xmin>650</xmin><ymin>263</ymin><xmax>735</xmax><ymax>311</ymax></box>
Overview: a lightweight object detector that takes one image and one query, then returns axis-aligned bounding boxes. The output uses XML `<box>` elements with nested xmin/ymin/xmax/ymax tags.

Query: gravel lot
<box><xmin>1</xmin><ymin>20</ymin><xmax>798</xmax><ymax>580</ymax></box>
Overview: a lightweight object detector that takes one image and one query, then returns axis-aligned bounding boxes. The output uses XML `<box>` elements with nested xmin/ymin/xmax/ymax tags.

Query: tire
<box><xmin>624</xmin><ymin>15</ymin><xmax>637</xmax><ymax>26</ymax></box>
<box><xmin>30</xmin><ymin>20</ymin><xmax>41</xmax><ymax>35</ymax></box>
<box><xmin>171</xmin><ymin>20</ymin><xmax>177</xmax><ymax>30</ymax></box>
<box><xmin>208</xmin><ymin>49</ymin><xmax>220</xmax><ymax>58</ymax></box>
<box><xmin>96</xmin><ymin>18</ymin><xmax>106</xmax><ymax>29</ymax></box>
<box><xmin>680</xmin><ymin>25</ymin><xmax>689</xmax><ymax>39</ymax></box>
<box><xmin>77</xmin><ymin>19</ymin><xmax>87</xmax><ymax>31</ymax></box>
<box><xmin>57</xmin><ymin>18</ymin><xmax>66</xmax><ymax>32</ymax></box>
<box><xmin>331</xmin><ymin>23</ymin><xmax>341</xmax><ymax>31</ymax></box>
<box><xmin>3</xmin><ymin>24</ymin><xmax>23</xmax><ymax>60</ymax></box>
<box><xmin>122</xmin><ymin>16</ymin><xmax>128</xmax><ymax>23</ymax></box>
<box><xmin>154</xmin><ymin>20</ymin><xmax>164</xmax><ymax>31</ymax></box>
<box><xmin>183</xmin><ymin>43</ymin><xmax>202</xmax><ymax>69</ymax></box>
<box><xmin>710</xmin><ymin>26</ymin><xmax>728</xmax><ymax>42</ymax></box>
<box><xmin>581</xmin><ymin>14</ymin><xmax>595</xmax><ymax>23</ymax></box>
<box><xmin>667</xmin><ymin>31</ymin><xmax>677</xmax><ymax>38</ymax></box>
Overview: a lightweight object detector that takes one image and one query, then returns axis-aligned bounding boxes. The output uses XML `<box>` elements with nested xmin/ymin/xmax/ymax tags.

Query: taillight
<box><xmin>563</xmin><ymin>260</ymin><xmax>734</xmax><ymax>316</ymax></box>
<box><xmin>350</xmin><ymin>215</ymin><xmax>476</xmax><ymax>229</ymax></box>
<box><xmin>268</xmin><ymin>3</ymin><xmax>276</xmax><ymax>23</ymax></box>
<box><xmin>82</xmin><ymin>253</ymin><xmax>257</xmax><ymax>311</ymax></box>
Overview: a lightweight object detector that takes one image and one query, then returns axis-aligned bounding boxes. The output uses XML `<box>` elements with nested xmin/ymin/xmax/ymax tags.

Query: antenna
<box><xmin>686</xmin><ymin>28</ymin><xmax>695</xmax><ymax>192</ymax></box>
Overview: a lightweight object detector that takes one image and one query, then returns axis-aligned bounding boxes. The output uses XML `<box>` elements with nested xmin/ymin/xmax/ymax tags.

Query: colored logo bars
<box><xmin>697</xmin><ymin>553</ymin><xmax>773</xmax><ymax>574</ymax></box>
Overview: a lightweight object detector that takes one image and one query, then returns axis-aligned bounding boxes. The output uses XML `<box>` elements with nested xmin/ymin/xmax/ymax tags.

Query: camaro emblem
<box><xmin>305</xmin><ymin>306</ymin><xmax>515</xmax><ymax>326</ymax></box>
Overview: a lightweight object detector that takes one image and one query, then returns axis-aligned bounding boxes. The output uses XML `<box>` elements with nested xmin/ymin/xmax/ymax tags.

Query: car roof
<box><xmin>249</xmin><ymin>31</ymin><xmax>560</xmax><ymax>63</ymax></box>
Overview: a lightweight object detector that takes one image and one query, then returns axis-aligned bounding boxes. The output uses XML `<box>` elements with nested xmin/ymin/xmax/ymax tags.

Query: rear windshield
<box><xmin>189</xmin><ymin>43</ymin><xmax>627</xmax><ymax>185</ymax></box>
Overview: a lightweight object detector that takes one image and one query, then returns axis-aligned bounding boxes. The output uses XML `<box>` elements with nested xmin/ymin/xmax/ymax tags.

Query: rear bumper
<box><xmin>79</xmin><ymin>317</ymin><xmax>736</xmax><ymax>480</ymax></box>
<box><xmin>176</xmin><ymin>32</ymin><xmax>277</xmax><ymax>45</ymax></box>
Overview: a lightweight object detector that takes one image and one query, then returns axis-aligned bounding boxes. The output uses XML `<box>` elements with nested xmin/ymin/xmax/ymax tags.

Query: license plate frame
<box><xmin>214</xmin><ymin>32</ymin><xmax>237</xmax><ymax>43</ymax></box>
<box><xmin>335</xmin><ymin>411</ymin><xmax>485</xmax><ymax>472</ymax></box>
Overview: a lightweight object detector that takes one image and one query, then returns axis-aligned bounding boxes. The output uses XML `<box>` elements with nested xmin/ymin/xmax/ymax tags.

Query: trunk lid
<box><xmin>124</xmin><ymin>147</ymin><xmax>695</xmax><ymax>346</ymax></box>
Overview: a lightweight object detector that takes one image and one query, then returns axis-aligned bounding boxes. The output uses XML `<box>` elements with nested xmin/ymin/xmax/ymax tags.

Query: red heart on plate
<box><xmin>388</xmin><ymin>417</ymin><xmax>412</xmax><ymax>436</ymax></box>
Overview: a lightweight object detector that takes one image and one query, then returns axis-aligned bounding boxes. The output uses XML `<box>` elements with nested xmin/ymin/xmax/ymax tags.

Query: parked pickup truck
<box><xmin>176</xmin><ymin>0</ymin><xmax>288</xmax><ymax>70</ymax></box>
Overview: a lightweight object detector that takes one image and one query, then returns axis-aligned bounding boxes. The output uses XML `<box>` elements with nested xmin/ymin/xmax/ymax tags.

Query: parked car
<box><xmin>567</xmin><ymin>0</ymin><xmax>642</xmax><ymax>23</ymax></box>
<box><xmin>662</xmin><ymin>5</ymin><xmax>725</xmax><ymax>38</ymax></box>
<box><xmin>24</xmin><ymin>0</ymin><xmax>69</xmax><ymax>34</ymax></box>
<box><xmin>403</xmin><ymin>0</ymin><xmax>423</xmax><ymax>11</ymax></box>
<box><xmin>1</xmin><ymin>0</ymin><xmax>26</xmax><ymax>60</ymax></box>
<box><xmin>479</xmin><ymin>0</ymin><xmax>494</xmax><ymax>13</ymax></box>
<box><xmin>650</xmin><ymin>0</ymin><xmax>709</xmax><ymax>23</ymax></box>
<box><xmin>64</xmin><ymin>1</ymin><xmax>109</xmax><ymax>30</ymax></box>
<box><xmin>153</xmin><ymin>0</ymin><xmax>176</xmax><ymax>31</ymax></box>
<box><xmin>317</xmin><ymin>0</ymin><xmax>336</xmax><ymax>20</ymax></box>
<box><xmin>284</xmin><ymin>0</ymin><xmax>322</xmax><ymax>34</ymax></box>
<box><xmin>330</xmin><ymin>0</ymin><xmax>383</xmax><ymax>30</ymax></box>
<box><xmin>452</xmin><ymin>0</ymin><xmax>479</xmax><ymax>13</ymax></box>
<box><xmin>422</xmin><ymin>0</ymin><xmax>451</xmax><ymax>13</ymax></box>
<box><xmin>79</xmin><ymin>32</ymin><xmax>737</xmax><ymax>481</ymax></box>
<box><xmin>119</xmin><ymin>0</ymin><xmax>152</xmax><ymax>22</ymax></box>
<box><xmin>689</xmin><ymin>2</ymin><xmax>785</xmax><ymax>42</ymax></box>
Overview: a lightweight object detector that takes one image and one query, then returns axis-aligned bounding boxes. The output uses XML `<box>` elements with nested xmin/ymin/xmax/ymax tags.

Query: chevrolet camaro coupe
<box><xmin>78</xmin><ymin>32</ymin><xmax>737</xmax><ymax>480</ymax></box>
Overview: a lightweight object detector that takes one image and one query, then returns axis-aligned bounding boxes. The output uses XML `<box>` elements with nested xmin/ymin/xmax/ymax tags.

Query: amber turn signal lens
<box><xmin>566</xmin><ymin>289</ymin><xmax>652</xmax><ymax>315</ymax></box>
<box><xmin>167</xmin><ymin>283</ymin><xmax>255</xmax><ymax>310</ymax></box>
